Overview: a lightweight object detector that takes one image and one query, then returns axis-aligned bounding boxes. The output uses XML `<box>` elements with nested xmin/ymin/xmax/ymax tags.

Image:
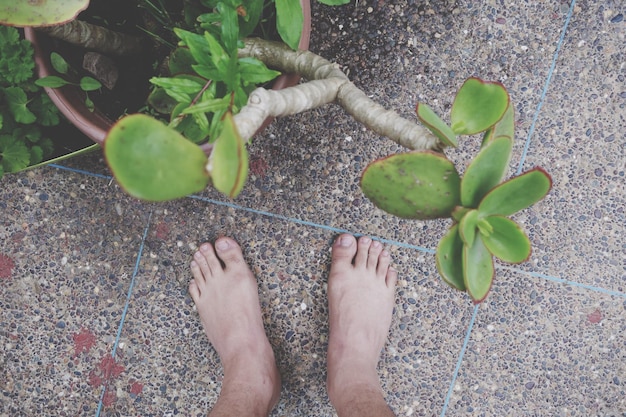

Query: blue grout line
<box><xmin>188</xmin><ymin>195</ymin><xmax>437</xmax><ymax>254</ymax></box>
<box><xmin>516</xmin><ymin>0</ymin><xmax>577</xmax><ymax>175</ymax></box>
<box><xmin>94</xmin><ymin>211</ymin><xmax>153</xmax><ymax>417</ymax></box>
<box><xmin>500</xmin><ymin>266</ymin><xmax>626</xmax><ymax>299</ymax></box>
<box><xmin>440</xmin><ymin>304</ymin><xmax>480</xmax><ymax>417</ymax></box>
<box><xmin>48</xmin><ymin>163</ymin><xmax>113</xmax><ymax>180</ymax></box>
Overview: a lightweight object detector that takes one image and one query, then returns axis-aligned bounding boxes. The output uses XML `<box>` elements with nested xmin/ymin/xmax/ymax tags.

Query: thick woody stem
<box><xmin>36</xmin><ymin>20</ymin><xmax>145</xmax><ymax>56</ymax></box>
<box><xmin>237</xmin><ymin>38</ymin><xmax>441</xmax><ymax>151</ymax></box>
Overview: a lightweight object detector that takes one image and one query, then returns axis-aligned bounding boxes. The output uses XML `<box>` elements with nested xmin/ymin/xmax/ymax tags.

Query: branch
<box><xmin>36</xmin><ymin>20</ymin><xmax>145</xmax><ymax>57</ymax></box>
<box><xmin>237</xmin><ymin>38</ymin><xmax>441</xmax><ymax>151</ymax></box>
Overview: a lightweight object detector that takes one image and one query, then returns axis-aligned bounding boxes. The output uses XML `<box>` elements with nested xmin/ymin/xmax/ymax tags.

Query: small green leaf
<box><xmin>451</xmin><ymin>77</ymin><xmax>510</xmax><ymax>135</ymax></box>
<box><xmin>461</xmin><ymin>136</ymin><xmax>513</xmax><ymax>207</ymax></box>
<box><xmin>482</xmin><ymin>103</ymin><xmax>514</xmax><ymax>147</ymax></box>
<box><xmin>238</xmin><ymin>57</ymin><xmax>281</xmax><ymax>86</ymax></box>
<box><xmin>50</xmin><ymin>52</ymin><xmax>69</xmax><ymax>74</ymax></box>
<box><xmin>4</xmin><ymin>87</ymin><xmax>36</xmax><ymax>124</ymax></box>
<box><xmin>104</xmin><ymin>114</ymin><xmax>209</xmax><ymax>201</ymax></box>
<box><xmin>150</xmin><ymin>76</ymin><xmax>205</xmax><ymax>95</ymax></box>
<box><xmin>276</xmin><ymin>0</ymin><xmax>304</xmax><ymax>50</ymax></box>
<box><xmin>476</xmin><ymin>218</ymin><xmax>494</xmax><ymax>236</ymax></box>
<box><xmin>239</xmin><ymin>0</ymin><xmax>264</xmax><ymax>38</ymax></box>
<box><xmin>181</xmin><ymin>97</ymin><xmax>230</xmax><ymax>115</ymax></box>
<box><xmin>459</xmin><ymin>209</ymin><xmax>479</xmax><ymax>247</ymax></box>
<box><xmin>360</xmin><ymin>151</ymin><xmax>461</xmax><ymax>219</ymax></box>
<box><xmin>168</xmin><ymin>48</ymin><xmax>196</xmax><ymax>75</ymax></box>
<box><xmin>209</xmin><ymin>112</ymin><xmax>249</xmax><ymax>198</ymax></box>
<box><xmin>147</xmin><ymin>88</ymin><xmax>178</xmax><ymax>114</ymax></box>
<box><xmin>478</xmin><ymin>168</ymin><xmax>552</xmax><ymax>217</ymax></box>
<box><xmin>482</xmin><ymin>216</ymin><xmax>531</xmax><ymax>263</ymax></box>
<box><xmin>463</xmin><ymin>235</ymin><xmax>494</xmax><ymax>303</ymax></box>
<box><xmin>85</xmin><ymin>95</ymin><xmax>95</xmax><ymax>112</ymax></box>
<box><xmin>30</xmin><ymin>146</ymin><xmax>44</xmax><ymax>165</ymax></box>
<box><xmin>436</xmin><ymin>224</ymin><xmax>465</xmax><ymax>291</ymax></box>
<box><xmin>416</xmin><ymin>103</ymin><xmax>458</xmax><ymax>147</ymax></box>
<box><xmin>174</xmin><ymin>29</ymin><xmax>213</xmax><ymax>67</ymax></box>
<box><xmin>217</xmin><ymin>2</ymin><xmax>239</xmax><ymax>53</ymax></box>
<box><xmin>35</xmin><ymin>76</ymin><xmax>70</xmax><ymax>88</ymax></box>
<box><xmin>79</xmin><ymin>77</ymin><xmax>102</xmax><ymax>92</ymax></box>
<box><xmin>204</xmin><ymin>31</ymin><xmax>230</xmax><ymax>74</ymax></box>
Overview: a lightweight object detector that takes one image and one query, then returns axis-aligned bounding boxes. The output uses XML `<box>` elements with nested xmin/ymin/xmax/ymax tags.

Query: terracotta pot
<box><xmin>24</xmin><ymin>0</ymin><xmax>311</xmax><ymax>154</ymax></box>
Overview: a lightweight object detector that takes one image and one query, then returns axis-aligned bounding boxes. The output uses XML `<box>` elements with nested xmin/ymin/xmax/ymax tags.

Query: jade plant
<box><xmin>361</xmin><ymin>78</ymin><xmax>551</xmax><ymax>303</ymax></box>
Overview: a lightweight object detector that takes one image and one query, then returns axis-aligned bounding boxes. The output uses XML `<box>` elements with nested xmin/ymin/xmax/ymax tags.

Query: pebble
<box><xmin>610</xmin><ymin>13</ymin><xmax>623</xmax><ymax>23</ymax></box>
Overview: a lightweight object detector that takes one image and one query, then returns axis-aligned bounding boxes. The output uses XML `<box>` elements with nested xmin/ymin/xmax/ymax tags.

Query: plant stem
<box><xmin>236</xmin><ymin>38</ymin><xmax>441</xmax><ymax>151</ymax></box>
<box><xmin>36</xmin><ymin>20</ymin><xmax>145</xmax><ymax>57</ymax></box>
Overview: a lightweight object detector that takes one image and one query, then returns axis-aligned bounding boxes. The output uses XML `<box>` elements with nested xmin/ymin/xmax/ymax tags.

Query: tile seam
<box><xmin>516</xmin><ymin>0</ymin><xmax>578</xmax><ymax>175</ymax></box>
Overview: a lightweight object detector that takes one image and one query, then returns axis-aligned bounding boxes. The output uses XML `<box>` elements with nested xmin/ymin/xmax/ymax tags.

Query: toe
<box><xmin>367</xmin><ymin>240</ymin><xmax>383</xmax><ymax>270</ymax></box>
<box><xmin>196</xmin><ymin>242</ymin><xmax>223</xmax><ymax>276</ymax></box>
<box><xmin>331</xmin><ymin>234</ymin><xmax>357</xmax><ymax>269</ymax></box>
<box><xmin>188</xmin><ymin>277</ymin><xmax>201</xmax><ymax>302</ymax></box>
<box><xmin>214</xmin><ymin>237</ymin><xmax>246</xmax><ymax>270</ymax></box>
<box><xmin>376</xmin><ymin>248</ymin><xmax>391</xmax><ymax>278</ymax></box>
<box><xmin>385</xmin><ymin>266</ymin><xmax>398</xmax><ymax>289</ymax></box>
<box><xmin>354</xmin><ymin>236</ymin><xmax>371</xmax><ymax>267</ymax></box>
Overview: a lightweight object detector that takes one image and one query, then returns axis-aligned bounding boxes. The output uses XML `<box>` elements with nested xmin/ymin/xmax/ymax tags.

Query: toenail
<box><xmin>382</xmin><ymin>249</ymin><xmax>389</xmax><ymax>257</ymax></box>
<box><xmin>216</xmin><ymin>239</ymin><xmax>230</xmax><ymax>250</ymax></box>
<box><xmin>200</xmin><ymin>244</ymin><xmax>211</xmax><ymax>253</ymax></box>
<box><xmin>372</xmin><ymin>241</ymin><xmax>381</xmax><ymax>248</ymax></box>
<box><xmin>360</xmin><ymin>237</ymin><xmax>371</xmax><ymax>244</ymax></box>
<box><xmin>339</xmin><ymin>236</ymin><xmax>353</xmax><ymax>247</ymax></box>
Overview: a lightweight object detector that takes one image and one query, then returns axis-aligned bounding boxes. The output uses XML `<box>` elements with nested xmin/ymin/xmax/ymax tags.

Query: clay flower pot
<box><xmin>24</xmin><ymin>0</ymin><xmax>311</xmax><ymax>154</ymax></box>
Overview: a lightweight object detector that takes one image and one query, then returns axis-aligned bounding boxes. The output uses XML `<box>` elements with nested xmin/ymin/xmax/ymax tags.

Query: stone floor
<box><xmin>1</xmin><ymin>0</ymin><xmax>625</xmax><ymax>416</ymax></box>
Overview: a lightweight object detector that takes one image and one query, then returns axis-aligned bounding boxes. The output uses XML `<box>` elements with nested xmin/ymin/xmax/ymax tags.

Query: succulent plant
<box><xmin>0</xmin><ymin>0</ymin><xmax>89</xmax><ymax>27</ymax></box>
<box><xmin>361</xmin><ymin>78</ymin><xmax>552</xmax><ymax>303</ymax></box>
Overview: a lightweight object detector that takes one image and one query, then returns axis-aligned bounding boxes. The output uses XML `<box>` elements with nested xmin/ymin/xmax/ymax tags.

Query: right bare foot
<box><xmin>189</xmin><ymin>237</ymin><xmax>281</xmax><ymax>415</ymax></box>
<box><xmin>326</xmin><ymin>234</ymin><xmax>398</xmax><ymax>406</ymax></box>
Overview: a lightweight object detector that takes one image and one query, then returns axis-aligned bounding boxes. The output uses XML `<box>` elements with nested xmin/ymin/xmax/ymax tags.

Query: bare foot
<box><xmin>189</xmin><ymin>237</ymin><xmax>280</xmax><ymax>415</ymax></box>
<box><xmin>326</xmin><ymin>234</ymin><xmax>398</xmax><ymax>410</ymax></box>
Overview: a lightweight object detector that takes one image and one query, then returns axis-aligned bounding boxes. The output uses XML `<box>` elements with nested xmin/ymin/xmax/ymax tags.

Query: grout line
<box><xmin>516</xmin><ymin>0</ymin><xmax>577</xmax><ymax>175</ymax></box>
<box><xmin>94</xmin><ymin>211</ymin><xmax>153</xmax><ymax>417</ymax></box>
<box><xmin>440</xmin><ymin>304</ymin><xmax>480</xmax><ymax>417</ymax></box>
<box><xmin>47</xmin><ymin>163</ymin><xmax>625</xmax><ymax>299</ymax></box>
<box><xmin>48</xmin><ymin>163</ymin><xmax>113</xmax><ymax>180</ymax></box>
<box><xmin>187</xmin><ymin>195</ymin><xmax>437</xmax><ymax>254</ymax></box>
<box><xmin>500</xmin><ymin>266</ymin><xmax>626</xmax><ymax>299</ymax></box>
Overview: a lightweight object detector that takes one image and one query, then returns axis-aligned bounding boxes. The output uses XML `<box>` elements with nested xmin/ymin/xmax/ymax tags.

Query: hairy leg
<box><xmin>189</xmin><ymin>237</ymin><xmax>281</xmax><ymax>417</ymax></box>
<box><xmin>327</xmin><ymin>234</ymin><xmax>398</xmax><ymax>417</ymax></box>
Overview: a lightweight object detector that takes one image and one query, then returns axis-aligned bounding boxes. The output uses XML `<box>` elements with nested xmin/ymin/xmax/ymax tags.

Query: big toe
<box><xmin>331</xmin><ymin>234</ymin><xmax>357</xmax><ymax>268</ymax></box>
<box><xmin>214</xmin><ymin>237</ymin><xmax>246</xmax><ymax>270</ymax></box>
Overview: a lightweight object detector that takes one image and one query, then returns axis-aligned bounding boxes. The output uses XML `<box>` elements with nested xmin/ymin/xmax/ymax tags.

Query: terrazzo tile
<box><xmin>89</xmin><ymin>200</ymin><xmax>473</xmax><ymax>416</ymax></box>
<box><xmin>0</xmin><ymin>168</ymin><xmax>150</xmax><ymax>416</ymax></box>
<box><xmin>514</xmin><ymin>0</ymin><xmax>626</xmax><ymax>292</ymax></box>
<box><xmin>446</xmin><ymin>268</ymin><xmax>626</xmax><ymax>416</ymax></box>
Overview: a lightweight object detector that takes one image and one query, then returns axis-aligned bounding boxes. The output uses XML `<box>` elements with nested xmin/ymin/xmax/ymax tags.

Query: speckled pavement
<box><xmin>1</xmin><ymin>0</ymin><xmax>625</xmax><ymax>416</ymax></box>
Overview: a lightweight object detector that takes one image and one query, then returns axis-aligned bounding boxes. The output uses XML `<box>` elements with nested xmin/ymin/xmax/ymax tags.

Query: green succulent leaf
<box><xmin>459</xmin><ymin>209</ymin><xmax>479</xmax><ymax>247</ymax></box>
<box><xmin>481</xmin><ymin>216</ymin><xmax>531</xmax><ymax>263</ymax></box>
<box><xmin>482</xmin><ymin>103</ymin><xmax>514</xmax><ymax>147</ymax></box>
<box><xmin>209</xmin><ymin>112</ymin><xmax>248</xmax><ymax>198</ymax></box>
<box><xmin>463</xmin><ymin>234</ymin><xmax>494</xmax><ymax>303</ymax></box>
<box><xmin>104</xmin><ymin>114</ymin><xmax>209</xmax><ymax>201</ymax></box>
<box><xmin>360</xmin><ymin>151</ymin><xmax>461</xmax><ymax>219</ymax></box>
<box><xmin>416</xmin><ymin>103</ymin><xmax>458</xmax><ymax>147</ymax></box>
<box><xmin>0</xmin><ymin>0</ymin><xmax>89</xmax><ymax>27</ymax></box>
<box><xmin>461</xmin><ymin>136</ymin><xmax>513</xmax><ymax>208</ymax></box>
<box><xmin>478</xmin><ymin>168</ymin><xmax>552</xmax><ymax>217</ymax></box>
<box><xmin>436</xmin><ymin>224</ymin><xmax>465</xmax><ymax>291</ymax></box>
<box><xmin>275</xmin><ymin>0</ymin><xmax>304</xmax><ymax>50</ymax></box>
<box><xmin>451</xmin><ymin>77</ymin><xmax>510</xmax><ymax>135</ymax></box>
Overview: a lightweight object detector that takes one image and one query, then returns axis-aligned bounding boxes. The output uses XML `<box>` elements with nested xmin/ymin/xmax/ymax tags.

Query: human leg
<box><xmin>189</xmin><ymin>237</ymin><xmax>281</xmax><ymax>417</ymax></box>
<box><xmin>326</xmin><ymin>234</ymin><xmax>398</xmax><ymax>417</ymax></box>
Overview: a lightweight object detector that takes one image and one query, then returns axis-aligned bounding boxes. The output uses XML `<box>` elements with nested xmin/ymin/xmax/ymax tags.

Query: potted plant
<box><xmin>1</xmin><ymin>1</ymin><xmax>551</xmax><ymax>303</ymax></box>
<box><xmin>1</xmin><ymin>0</ymin><xmax>314</xmax><ymax>172</ymax></box>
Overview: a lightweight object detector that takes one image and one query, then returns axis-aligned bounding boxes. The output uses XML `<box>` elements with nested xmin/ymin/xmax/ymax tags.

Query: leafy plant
<box><xmin>0</xmin><ymin>26</ymin><xmax>57</xmax><ymax>178</ymax></box>
<box><xmin>35</xmin><ymin>52</ymin><xmax>102</xmax><ymax>111</ymax></box>
<box><xmin>361</xmin><ymin>78</ymin><xmax>552</xmax><ymax>303</ymax></box>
